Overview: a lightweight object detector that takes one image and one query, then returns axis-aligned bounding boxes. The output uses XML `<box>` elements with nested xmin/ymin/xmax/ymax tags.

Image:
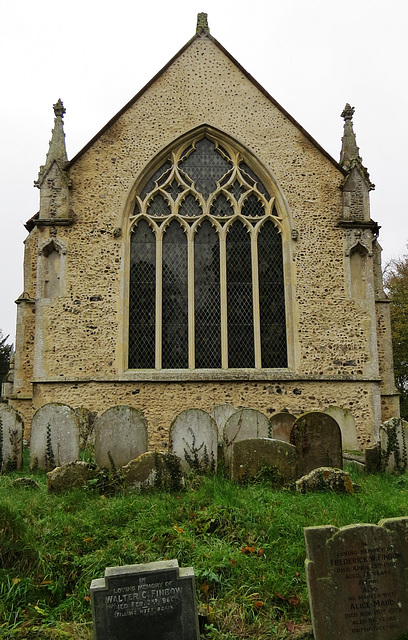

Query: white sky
<box><xmin>1</xmin><ymin>0</ymin><xmax>407</xmax><ymax>343</ymax></box>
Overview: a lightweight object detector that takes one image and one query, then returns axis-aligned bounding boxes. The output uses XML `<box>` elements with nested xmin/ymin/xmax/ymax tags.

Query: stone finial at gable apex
<box><xmin>196</xmin><ymin>12</ymin><xmax>210</xmax><ymax>36</ymax></box>
<box><xmin>340</xmin><ymin>103</ymin><xmax>361</xmax><ymax>169</ymax></box>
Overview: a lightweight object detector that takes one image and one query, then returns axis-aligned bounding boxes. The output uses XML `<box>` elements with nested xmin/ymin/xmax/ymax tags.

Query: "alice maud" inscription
<box><xmin>105</xmin><ymin>577</ymin><xmax>183</xmax><ymax>619</ymax></box>
<box><xmin>330</xmin><ymin>544</ymin><xmax>402</xmax><ymax>635</ymax></box>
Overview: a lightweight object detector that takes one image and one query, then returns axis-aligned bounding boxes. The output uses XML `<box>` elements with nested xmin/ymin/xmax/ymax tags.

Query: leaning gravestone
<box><xmin>269</xmin><ymin>412</ymin><xmax>296</xmax><ymax>443</ymax></box>
<box><xmin>90</xmin><ymin>559</ymin><xmax>199</xmax><ymax>640</ymax></box>
<box><xmin>305</xmin><ymin>517</ymin><xmax>408</xmax><ymax>640</ymax></box>
<box><xmin>169</xmin><ymin>409</ymin><xmax>218</xmax><ymax>472</ymax></box>
<box><xmin>290</xmin><ymin>411</ymin><xmax>342</xmax><ymax>478</ymax></box>
<box><xmin>94</xmin><ymin>406</ymin><xmax>148</xmax><ymax>469</ymax></box>
<box><xmin>230</xmin><ymin>438</ymin><xmax>296</xmax><ymax>484</ymax></box>
<box><xmin>0</xmin><ymin>404</ymin><xmax>23</xmax><ymax>471</ymax></box>
<box><xmin>325</xmin><ymin>405</ymin><xmax>359</xmax><ymax>450</ymax></box>
<box><xmin>223</xmin><ymin>408</ymin><xmax>269</xmax><ymax>469</ymax></box>
<box><xmin>30</xmin><ymin>403</ymin><xmax>79</xmax><ymax>470</ymax></box>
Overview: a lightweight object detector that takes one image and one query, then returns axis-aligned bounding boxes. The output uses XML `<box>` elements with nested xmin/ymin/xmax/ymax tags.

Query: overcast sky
<box><xmin>1</xmin><ymin>0</ymin><xmax>407</xmax><ymax>343</ymax></box>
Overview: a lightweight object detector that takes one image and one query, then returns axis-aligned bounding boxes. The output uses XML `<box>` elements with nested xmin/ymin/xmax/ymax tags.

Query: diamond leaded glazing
<box><xmin>128</xmin><ymin>134</ymin><xmax>287</xmax><ymax>370</ymax></box>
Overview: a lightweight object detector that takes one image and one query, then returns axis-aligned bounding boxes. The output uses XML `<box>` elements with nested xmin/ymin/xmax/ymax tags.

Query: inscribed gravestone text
<box><xmin>304</xmin><ymin>517</ymin><xmax>408</xmax><ymax>640</ymax></box>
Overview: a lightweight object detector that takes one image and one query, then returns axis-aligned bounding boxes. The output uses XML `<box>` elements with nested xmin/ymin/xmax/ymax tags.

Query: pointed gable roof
<box><xmin>66</xmin><ymin>17</ymin><xmax>345</xmax><ymax>174</ymax></box>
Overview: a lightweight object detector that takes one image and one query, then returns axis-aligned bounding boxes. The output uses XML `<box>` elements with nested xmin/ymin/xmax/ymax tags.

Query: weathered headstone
<box><xmin>365</xmin><ymin>443</ymin><xmax>382</xmax><ymax>474</ymax></box>
<box><xmin>305</xmin><ymin>517</ymin><xmax>408</xmax><ymax>640</ymax></box>
<box><xmin>210</xmin><ymin>403</ymin><xmax>237</xmax><ymax>441</ymax></box>
<box><xmin>269</xmin><ymin>412</ymin><xmax>296</xmax><ymax>443</ymax></box>
<box><xmin>30</xmin><ymin>403</ymin><xmax>79</xmax><ymax>470</ymax></box>
<box><xmin>290</xmin><ymin>411</ymin><xmax>342</xmax><ymax>478</ymax></box>
<box><xmin>169</xmin><ymin>409</ymin><xmax>217</xmax><ymax>472</ymax></box>
<box><xmin>380</xmin><ymin>418</ymin><xmax>408</xmax><ymax>473</ymax></box>
<box><xmin>121</xmin><ymin>451</ymin><xmax>184</xmax><ymax>492</ymax></box>
<box><xmin>0</xmin><ymin>404</ymin><xmax>23</xmax><ymax>471</ymax></box>
<box><xmin>325</xmin><ymin>405</ymin><xmax>359</xmax><ymax>450</ymax></box>
<box><xmin>90</xmin><ymin>559</ymin><xmax>199</xmax><ymax>640</ymax></box>
<box><xmin>94</xmin><ymin>406</ymin><xmax>148</xmax><ymax>469</ymax></box>
<box><xmin>230</xmin><ymin>438</ymin><xmax>296</xmax><ymax>484</ymax></box>
<box><xmin>223</xmin><ymin>408</ymin><xmax>269</xmax><ymax>469</ymax></box>
<box><xmin>296</xmin><ymin>467</ymin><xmax>354</xmax><ymax>494</ymax></box>
<box><xmin>47</xmin><ymin>461</ymin><xmax>97</xmax><ymax>493</ymax></box>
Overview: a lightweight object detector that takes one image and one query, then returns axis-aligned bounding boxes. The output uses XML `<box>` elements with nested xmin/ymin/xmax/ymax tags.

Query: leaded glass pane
<box><xmin>241</xmin><ymin>194</ymin><xmax>265</xmax><ymax>217</ymax></box>
<box><xmin>162</xmin><ymin>221</ymin><xmax>188</xmax><ymax>368</ymax></box>
<box><xmin>239</xmin><ymin>161</ymin><xmax>270</xmax><ymax>198</ymax></box>
<box><xmin>226</xmin><ymin>222</ymin><xmax>254</xmax><ymax>367</ymax></box>
<box><xmin>147</xmin><ymin>193</ymin><xmax>171</xmax><ymax>217</ymax></box>
<box><xmin>178</xmin><ymin>194</ymin><xmax>202</xmax><ymax>217</ymax></box>
<box><xmin>128</xmin><ymin>220</ymin><xmax>156</xmax><ymax>368</ymax></box>
<box><xmin>228</xmin><ymin>180</ymin><xmax>247</xmax><ymax>202</ymax></box>
<box><xmin>165</xmin><ymin>180</ymin><xmax>184</xmax><ymax>200</ymax></box>
<box><xmin>258</xmin><ymin>220</ymin><xmax>287</xmax><ymax>367</ymax></box>
<box><xmin>179</xmin><ymin>138</ymin><xmax>231</xmax><ymax>199</ymax></box>
<box><xmin>140</xmin><ymin>161</ymin><xmax>172</xmax><ymax>200</ymax></box>
<box><xmin>195</xmin><ymin>220</ymin><xmax>221</xmax><ymax>368</ymax></box>
<box><xmin>210</xmin><ymin>194</ymin><xmax>234</xmax><ymax>217</ymax></box>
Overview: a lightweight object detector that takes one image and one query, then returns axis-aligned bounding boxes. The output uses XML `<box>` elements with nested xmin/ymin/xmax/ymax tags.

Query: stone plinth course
<box><xmin>230</xmin><ymin>437</ymin><xmax>296</xmax><ymax>484</ymax></box>
<box><xmin>269</xmin><ymin>412</ymin><xmax>296</xmax><ymax>443</ymax></box>
<box><xmin>90</xmin><ymin>559</ymin><xmax>199</xmax><ymax>640</ymax></box>
<box><xmin>94</xmin><ymin>406</ymin><xmax>148</xmax><ymax>470</ymax></box>
<box><xmin>0</xmin><ymin>404</ymin><xmax>23</xmax><ymax>471</ymax></box>
<box><xmin>305</xmin><ymin>517</ymin><xmax>408</xmax><ymax>640</ymax></box>
<box><xmin>30</xmin><ymin>403</ymin><xmax>79</xmax><ymax>470</ymax></box>
<box><xmin>290</xmin><ymin>411</ymin><xmax>342</xmax><ymax>478</ymax></box>
<box><xmin>169</xmin><ymin>409</ymin><xmax>218</xmax><ymax>472</ymax></box>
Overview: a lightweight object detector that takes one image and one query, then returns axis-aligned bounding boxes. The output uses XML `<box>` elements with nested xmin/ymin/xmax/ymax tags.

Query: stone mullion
<box><xmin>219</xmin><ymin>227</ymin><xmax>228</xmax><ymax>368</ymax></box>
<box><xmin>188</xmin><ymin>229</ymin><xmax>195</xmax><ymax>369</ymax></box>
<box><xmin>155</xmin><ymin>231</ymin><xmax>163</xmax><ymax>369</ymax></box>
<box><xmin>252</xmin><ymin>228</ymin><xmax>261</xmax><ymax>368</ymax></box>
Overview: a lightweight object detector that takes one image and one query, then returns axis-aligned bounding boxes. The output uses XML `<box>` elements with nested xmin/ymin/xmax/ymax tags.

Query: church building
<box><xmin>5</xmin><ymin>14</ymin><xmax>399</xmax><ymax>450</ymax></box>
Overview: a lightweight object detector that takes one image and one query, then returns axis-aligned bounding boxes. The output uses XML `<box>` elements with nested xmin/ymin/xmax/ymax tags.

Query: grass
<box><xmin>1</xmin><ymin>461</ymin><xmax>408</xmax><ymax>639</ymax></box>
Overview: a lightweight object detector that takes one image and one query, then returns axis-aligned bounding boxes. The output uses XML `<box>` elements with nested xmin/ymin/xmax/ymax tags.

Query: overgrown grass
<box><xmin>1</xmin><ymin>464</ymin><xmax>408</xmax><ymax>639</ymax></box>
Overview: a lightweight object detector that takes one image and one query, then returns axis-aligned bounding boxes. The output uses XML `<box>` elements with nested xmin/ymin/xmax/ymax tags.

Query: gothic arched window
<box><xmin>128</xmin><ymin>135</ymin><xmax>287</xmax><ymax>370</ymax></box>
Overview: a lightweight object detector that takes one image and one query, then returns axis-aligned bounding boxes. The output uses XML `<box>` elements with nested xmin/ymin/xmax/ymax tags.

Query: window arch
<box><xmin>128</xmin><ymin>134</ymin><xmax>287</xmax><ymax>370</ymax></box>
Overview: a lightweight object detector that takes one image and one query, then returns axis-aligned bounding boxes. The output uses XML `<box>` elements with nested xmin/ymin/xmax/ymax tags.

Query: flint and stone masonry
<box><xmin>4</xmin><ymin>14</ymin><xmax>399</xmax><ymax>453</ymax></box>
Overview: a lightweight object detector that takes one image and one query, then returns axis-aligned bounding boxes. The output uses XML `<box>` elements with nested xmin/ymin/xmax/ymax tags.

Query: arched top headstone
<box><xmin>210</xmin><ymin>403</ymin><xmax>237</xmax><ymax>441</ymax></box>
<box><xmin>290</xmin><ymin>411</ymin><xmax>342</xmax><ymax>478</ymax></box>
<box><xmin>94</xmin><ymin>405</ymin><xmax>148</xmax><ymax>469</ymax></box>
<box><xmin>30</xmin><ymin>403</ymin><xmax>79</xmax><ymax>470</ymax></box>
<box><xmin>325</xmin><ymin>405</ymin><xmax>359</xmax><ymax>450</ymax></box>
<box><xmin>269</xmin><ymin>412</ymin><xmax>296</xmax><ymax>443</ymax></box>
<box><xmin>169</xmin><ymin>409</ymin><xmax>218</xmax><ymax>472</ymax></box>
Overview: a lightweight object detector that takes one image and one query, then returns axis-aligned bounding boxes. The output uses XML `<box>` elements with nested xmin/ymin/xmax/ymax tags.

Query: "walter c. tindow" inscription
<box><xmin>90</xmin><ymin>559</ymin><xmax>199</xmax><ymax>640</ymax></box>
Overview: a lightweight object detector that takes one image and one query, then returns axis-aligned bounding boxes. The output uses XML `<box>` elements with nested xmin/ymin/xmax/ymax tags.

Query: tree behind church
<box><xmin>385</xmin><ymin>255</ymin><xmax>408</xmax><ymax>419</ymax></box>
<box><xmin>0</xmin><ymin>330</ymin><xmax>12</xmax><ymax>383</ymax></box>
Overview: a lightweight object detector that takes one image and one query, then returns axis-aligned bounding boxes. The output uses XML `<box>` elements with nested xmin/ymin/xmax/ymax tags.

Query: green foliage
<box><xmin>385</xmin><ymin>255</ymin><xmax>408</xmax><ymax>418</ymax></box>
<box><xmin>1</xmin><ymin>465</ymin><xmax>408</xmax><ymax>638</ymax></box>
<box><xmin>0</xmin><ymin>330</ymin><xmax>12</xmax><ymax>383</ymax></box>
<box><xmin>44</xmin><ymin>424</ymin><xmax>55</xmax><ymax>471</ymax></box>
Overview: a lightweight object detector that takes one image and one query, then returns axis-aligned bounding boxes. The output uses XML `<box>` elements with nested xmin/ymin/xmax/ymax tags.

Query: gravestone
<box><xmin>269</xmin><ymin>412</ymin><xmax>296</xmax><ymax>443</ymax></box>
<box><xmin>210</xmin><ymin>403</ymin><xmax>237</xmax><ymax>441</ymax></box>
<box><xmin>230</xmin><ymin>438</ymin><xmax>296</xmax><ymax>484</ymax></box>
<box><xmin>325</xmin><ymin>405</ymin><xmax>359</xmax><ymax>450</ymax></box>
<box><xmin>121</xmin><ymin>452</ymin><xmax>184</xmax><ymax>492</ymax></box>
<box><xmin>169</xmin><ymin>409</ymin><xmax>217</xmax><ymax>472</ymax></box>
<box><xmin>223</xmin><ymin>408</ymin><xmax>269</xmax><ymax>469</ymax></box>
<box><xmin>0</xmin><ymin>404</ymin><xmax>23</xmax><ymax>471</ymax></box>
<box><xmin>94</xmin><ymin>406</ymin><xmax>148</xmax><ymax>469</ymax></box>
<box><xmin>30</xmin><ymin>403</ymin><xmax>79</xmax><ymax>470</ymax></box>
<box><xmin>380</xmin><ymin>418</ymin><xmax>408</xmax><ymax>473</ymax></box>
<box><xmin>305</xmin><ymin>517</ymin><xmax>408</xmax><ymax>640</ymax></box>
<box><xmin>90</xmin><ymin>559</ymin><xmax>199</xmax><ymax>640</ymax></box>
<box><xmin>290</xmin><ymin>411</ymin><xmax>342</xmax><ymax>478</ymax></box>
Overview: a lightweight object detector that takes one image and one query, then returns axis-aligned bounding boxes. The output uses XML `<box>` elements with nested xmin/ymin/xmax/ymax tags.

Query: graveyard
<box><xmin>1</xmin><ymin>430</ymin><xmax>408</xmax><ymax>639</ymax></box>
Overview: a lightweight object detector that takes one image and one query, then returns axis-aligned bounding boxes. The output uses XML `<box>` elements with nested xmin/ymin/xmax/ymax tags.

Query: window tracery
<box><xmin>129</xmin><ymin>134</ymin><xmax>287</xmax><ymax>370</ymax></box>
